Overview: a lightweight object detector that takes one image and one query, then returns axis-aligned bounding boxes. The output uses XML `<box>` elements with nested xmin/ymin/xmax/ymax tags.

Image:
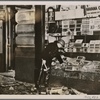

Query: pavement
<box><xmin>0</xmin><ymin>70</ymin><xmax>86</xmax><ymax>95</ymax></box>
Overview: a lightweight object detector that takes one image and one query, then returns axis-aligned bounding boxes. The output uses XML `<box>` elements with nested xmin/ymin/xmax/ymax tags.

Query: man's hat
<box><xmin>58</xmin><ymin>39</ymin><xmax>65</xmax><ymax>47</ymax></box>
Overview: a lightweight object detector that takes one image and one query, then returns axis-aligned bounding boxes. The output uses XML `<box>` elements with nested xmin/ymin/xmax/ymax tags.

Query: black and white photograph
<box><xmin>0</xmin><ymin>1</ymin><xmax>100</xmax><ymax>99</ymax></box>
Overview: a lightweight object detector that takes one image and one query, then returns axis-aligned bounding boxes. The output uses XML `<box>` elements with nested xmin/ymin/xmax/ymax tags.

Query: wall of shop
<box><xmin>15</xmin><ymin>6</ymin><xmax>35</xmax><ymax>83</ymax></box>
<box><xmin>0</xmin><ymin>7</ymin><xmax>6</xmax><ymax>72</ymax></box>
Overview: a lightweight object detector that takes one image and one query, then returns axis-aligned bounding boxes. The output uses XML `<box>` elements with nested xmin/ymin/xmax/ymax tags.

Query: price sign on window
<box><xmin>89</xmin><ymin>18</ymin><xmax>100</xmax><ymax>30</ymax></box>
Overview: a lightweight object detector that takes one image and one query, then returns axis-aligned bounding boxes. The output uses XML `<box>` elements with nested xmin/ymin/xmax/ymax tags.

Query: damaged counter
<box><xmin>50</xmin><ymin>56</ymin><xmax>100</xmax><ymax>94</ymax></box>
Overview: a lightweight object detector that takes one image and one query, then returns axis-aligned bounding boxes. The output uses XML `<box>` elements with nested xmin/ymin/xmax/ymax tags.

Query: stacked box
<box><xmin>67</xmin><ymin>42</ymin><xmax>74</xmax><ymax>52</ymax></box>
<box><xmin>74</xmin><ymin>39</ymin><xmax>83</xmax><ymax>52</ymax></box>
<box><xmin>76</xmin><ymin>19</ymin><xmax>82</xmax><ymax>35</ymax></box>
<box><xmin>94</xmin><ymin>40</ymin><xmax>100</xmax><ymax>53</ymax></box>
<box><xmin>81</xmin><ymin>18</ymin><xmax>91</xmax><ymax>35</ymax></box>
<box><xmin>62</xmin><ymin>20</ymin><xmax>69</xmax><ymax>35</ymax></box>
<box><xmin>88</xmin><ymin>40</ymin><xmax>100</xmax><ymax>53</ymax></box>
<box><xmin>69</xmin><ymin>20</ymin><xmax>76</xmax><ymax>35</ymax></box>
<box><xmin>82</xmin><ymin>43</ymin><xmax>89</xmax><ymax>52</ymax></box>
<box><xmin>67</xmin><ymin>48</ymin><xmax>73</xmax><ymax>52</ymax></box>
<box><xmin>89</xmin><ymin>18</ymin><xmax>100</xmax><ymax>34</ymax></box>
<box><xmin>88</xmin><ymin>40</ymin><xmax>96</xmax><ymax>53</ymax></box>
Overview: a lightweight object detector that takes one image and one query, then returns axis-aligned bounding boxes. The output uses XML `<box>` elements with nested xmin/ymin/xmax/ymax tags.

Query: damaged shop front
<box><xmin>1</xmin><ymin>4</ymin><xmax>100</xmax><ymax>95</ymax></box>
<box><xmin>45</xmin><ymin>5</ymin><xmax>100</xmax><ymax>95</ymax></box>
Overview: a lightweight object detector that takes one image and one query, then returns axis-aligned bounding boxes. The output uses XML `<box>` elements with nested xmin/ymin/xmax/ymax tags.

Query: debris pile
<box><xmin>81</xmin><ymin>61</ymin><xmax>100</xmax><ymax>73</ymax></box>
<box><xmin>51</xmin><ymin>56</ymin><xmax>100</xmax><ymax>82</ymax></box>
<box><xmin>0</xmin><ymin>78</ymin><xmax>37</xmax><ymax>94</ymax></box>
<box><xmin>39</xmin><ymin>86</ymin><xmax>86</xmax><ymax>95</ymax></box>
<box><xmin>51</xmin><ymin>56</ymin><xmax>86</xmax><ymax>72</ymax></box>
<box><xmin>0</xmin><ymin>71</ymin><xmax>86</xmax><ymax>95</ymax></box>
<box><xmin>52</xmin><ymin>56</ymin><xmax>100</xmax><ymax>73</ymax></box>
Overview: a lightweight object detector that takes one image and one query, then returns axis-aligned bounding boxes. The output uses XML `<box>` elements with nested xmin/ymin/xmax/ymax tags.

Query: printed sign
<box><xmin>89</xmin><ymin>18</ymin><xmax>100</xmax><ymax>31</ymax></box>
<box><xmin>86</xmin><ymin>6</ymin><xmax>100</xmax><ymax>17</ymax></box>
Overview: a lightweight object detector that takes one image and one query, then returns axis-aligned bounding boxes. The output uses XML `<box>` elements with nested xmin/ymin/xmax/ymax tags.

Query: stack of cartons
<box><xmin>82</xmin><ymin>43</ymin><xmax>89</xmax><ymax>52</ymax></box>
<box><xmin>89</xmin><ymin>18</ymin><xmax>100</xmax><ymax>35</ymax></box>
<box><xmin>94</xmin><ymin>40</ymin><xmax>100</xmax><ymax>53</ymax></box>
<box><xmin>88</xmin><ymin>40</ymin><xmax>95</xmax><ymax>53</ymax></box>
<box><xmin>62</xmin><ymin>20</ymin><xmax>69</xmax><ymax>35</ymax></box>
<box><xmin>76</xmin><ymin>19</ymin><xmax>82</xmax><ymax>35</ymax></box>
<box><xmin>69</xmin><ymin>20</ymin><xmax>76</xmax><ymax>35</ymax></box>
<box><xmin>88</xmin><ymin>40</ymin><xmax>100</xmax><ymax>53</ymax></box>
<box><xmin>67</xmin><ymin>42</ymin><xmax>74</xmax><ymax>52</ymax></box>
<box><xmin>74</xmin><ymin>39</ymin><xmax>83</xmax><ymax>52</ymax></box>
<box><xmin>81</xmin><ymin>18</ymin><xmax>92</xmax><ymax>35</ymax></box>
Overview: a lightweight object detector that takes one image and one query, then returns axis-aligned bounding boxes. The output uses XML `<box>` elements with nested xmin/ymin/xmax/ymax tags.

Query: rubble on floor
<box><xmin>0</xmin><ymin>70</ymin><xmax>15</xmax><ymax>78</ymax></box>
<box><xmin>46</xmin><ymin>86</ymin><xmax>86</xmax><ymax>95</ymax></box>
<box><xmin>37</xmin><ymin>86</ymin><xmax>86</xmax><ymax>95</ymax></box>
<box><xmin>0</xmin><ymin>70</ymin><xmax>86</xmax><ymax>95</ymax></box>
<box><xmin>0</xmin><ymin>76</ymin><xmax>36</xmax><ymax>94</ymax></box>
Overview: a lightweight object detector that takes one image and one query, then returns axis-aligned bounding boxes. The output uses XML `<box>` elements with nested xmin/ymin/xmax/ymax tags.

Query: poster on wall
<box><xmin>89</xmin><ymin>18</ymin><xmax>100</xmax><ymax>31</ymax></box>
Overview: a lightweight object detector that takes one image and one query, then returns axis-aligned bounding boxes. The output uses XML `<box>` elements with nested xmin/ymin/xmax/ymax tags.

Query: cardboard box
<box><xmin>95</xmin><ymin>49</ymin><xmax>100</xmax><ymax>53</ymax></box>
<box><xmin>82</xmin><ymin>43</ymin><xmax>89</xmax><ymax>52</ymax></box>
<box><xmin>87</xmin><ymin>48</ymin><xmax>95</xmax><ymax>53</ymax></box>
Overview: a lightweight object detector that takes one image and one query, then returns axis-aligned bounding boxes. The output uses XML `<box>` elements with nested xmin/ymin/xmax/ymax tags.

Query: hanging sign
<box><xmin>89</xmin><ymin>18</ymin><xmax>100</xmax><ymax>31</ymax></box>
<box><xmin>86</xmin><ymin>6</ymin><xmax>100</xmax><ymax>17</ymax></box>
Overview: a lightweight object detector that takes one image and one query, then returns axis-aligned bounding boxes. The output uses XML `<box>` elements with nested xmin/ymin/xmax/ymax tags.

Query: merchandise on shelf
<box><xmin>81</xmin><ymin>18</ymin><xmax>92</xmax><ymax>35</ymax></box>
<box><xmin>62</xmin><ymin>20</ymin><xmax>69</xmax><ymax>35</ymax></box>
<box><xmin>88</xmin><ymin>40</ymin><xmax>100</xmax><ymax>53</ymax></box>
<box><xmin>89</xmin><ymin>17</ymin><xmax>100</xmax><ymax>33</ymax></box>
<box><xmin>94</xmin><ymin>40</ymin><xmax>100</xmax><ymax>53</ymax></box>
<box><xmin>67</xmin><ymin>42</ymin><xmax>74</xmax><ymax>52</ymax></box>
<box><xmin>82</xmin><ymin>43</ymin><xmax>89</xmax><ymax>52</ymax></box>
<box><xmin>46</xmin><ymin>6</ymin><xmax>100</xmax><ymax>60</ymax></box>
<box><xmin>74</xmin><ymin>39</ymin><xmax>83</xmax><ymax>52</ymax></box>
<box><xmin>76</xmin><ymin>19</ymin><xmax>82</xmax><ymax>35</ymax></box>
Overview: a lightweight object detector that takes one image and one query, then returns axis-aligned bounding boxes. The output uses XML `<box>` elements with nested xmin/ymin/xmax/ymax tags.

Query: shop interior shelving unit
<box><xmin>47</xmin><ymin>9</ymin><xmax>100</xmax><ymax>61</ymax></box>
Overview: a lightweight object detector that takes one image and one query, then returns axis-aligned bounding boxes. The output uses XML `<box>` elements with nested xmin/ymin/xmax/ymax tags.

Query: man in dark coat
<box><xmin>41</xmin><ymin>39</ymin><xmax>66</xmax><ymax>87</ymax></box>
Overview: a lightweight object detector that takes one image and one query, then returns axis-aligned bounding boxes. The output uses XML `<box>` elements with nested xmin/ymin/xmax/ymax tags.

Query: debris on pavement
<box><xmin>0</xmin><ymin>72</ymin><xmax>86</xmax><ymax>95</ymax></box>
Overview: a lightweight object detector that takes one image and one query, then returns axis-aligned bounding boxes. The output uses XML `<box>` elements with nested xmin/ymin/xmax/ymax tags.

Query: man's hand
<box><xmin>42</xmin><ymin>59</ymin><xmax>46</xmax><ymax>64</ymax></box>
<box><xmin>61</xmin><ymin>63</ymin><xmax>66</xmax><ymax>68</ymax></box>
